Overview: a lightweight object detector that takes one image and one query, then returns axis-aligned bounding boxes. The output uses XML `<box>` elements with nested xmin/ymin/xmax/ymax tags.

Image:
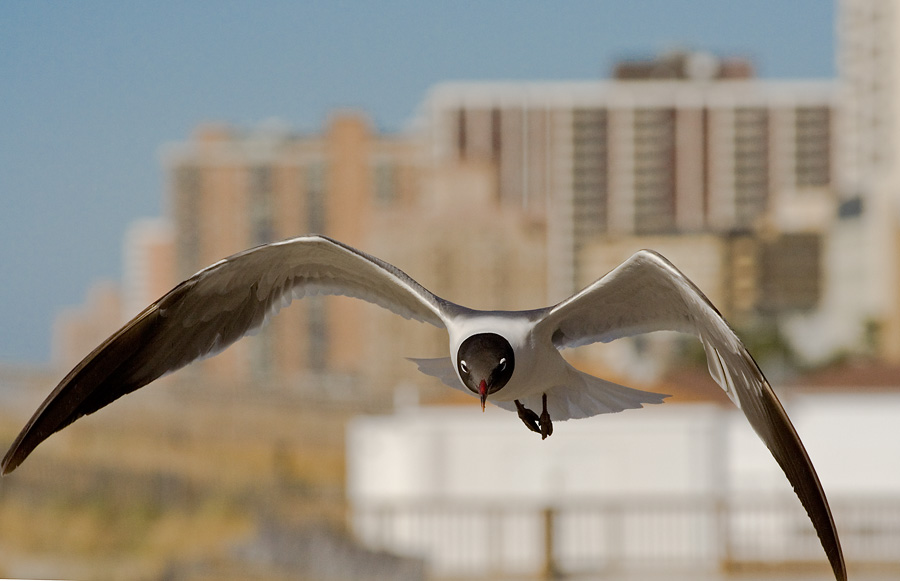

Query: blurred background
<box><xmin>1</xmin><ymin>1</ymin><xmax>899</xmax><ymax>579</ymax></box>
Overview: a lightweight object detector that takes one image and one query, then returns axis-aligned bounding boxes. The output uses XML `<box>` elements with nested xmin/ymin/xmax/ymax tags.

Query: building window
<box><xmin>249</xmin><ymin>165</ymin><xmax>275</xmax><ymax>245</ymax></box>
<box><xmin>173</xmin><ymin>165</ymin><xmax>202</xmax><ymax>278</ymax></box>
<box><xmin>491</xmin><ymin>107</ymin><xmax>502</xmax><ymax>161</ymax></box>
<box><xmin>572</xmin><ymin>108</ymin><xmax>609</xmax><ymax>243</ymax></box>
<box><xmin>373</xmin><ymin>161</ymin><xmax>396</xmax><ymax>206</ymax></box>
<box><xmin>795</xmin><ymin>106</ymin><xmax>831</xmax><ymax>187</ymax></box>
<box><xmin>838</xmin><ymin>196</ymin><xmax>863</xmax><ymax>219</ymax></box>
<box><xmin>457</xmin><ymin>108</ymin><xmax>467</xmax><ymax>160</ymax></box>
<box><xmin>733</xmin><ymin>107</ymin><xmax>769</xmax><ymax>229</ymax></box>
<box><xmin>758</xmin><ymin>233</ymin><xmax>821</xmax><ymax>313</ymax></box>
<box><xmin>633</xmin><ymin>108</ymin><xmax>676</xmax><ymax>234</ymax></box>
<box><xmin>306</xmin><ymin>161</ymin><xmax>326</xmax><ymax>233</ymax></box>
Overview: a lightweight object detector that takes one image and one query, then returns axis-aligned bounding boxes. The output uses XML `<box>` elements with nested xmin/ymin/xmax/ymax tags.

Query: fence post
<box><xmin>543</xmin><ymin>506</ymin><xmax>562</xmax><ymax>580</ymax></box>
<box><xmin>716</xmin><ymin>496</ymin><xmax>733</xmax><ymax>572</ymax></box>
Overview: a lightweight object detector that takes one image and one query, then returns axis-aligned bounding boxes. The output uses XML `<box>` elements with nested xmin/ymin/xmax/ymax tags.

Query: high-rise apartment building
<box><xmin>418</xmin><ymin>62</ymin><xmax>836</xmax><ymax>305</ymax></box>
<box><xmin>159</xmin><ymin>114</ymin><xmax>422</xmax><ymax>387</ymax></box>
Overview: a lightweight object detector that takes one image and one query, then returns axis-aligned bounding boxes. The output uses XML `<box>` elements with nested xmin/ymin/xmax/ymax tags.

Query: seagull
<box><xmin>1</xmin><ymin>234</ymin><xmax>845</xmax><ymax>580</ymax></box>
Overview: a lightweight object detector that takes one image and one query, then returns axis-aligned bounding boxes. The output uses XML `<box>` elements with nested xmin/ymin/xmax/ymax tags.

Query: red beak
<box><xmin>479</xmin><ymin>379</ymin><xmax>488</xmax><ymax>412</ymax></box>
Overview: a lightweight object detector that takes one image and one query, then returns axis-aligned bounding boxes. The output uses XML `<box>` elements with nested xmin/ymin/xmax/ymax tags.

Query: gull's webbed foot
<box><xmin>539</xmin><ymin>393</ymin><xmax>553</xmax><ymax>440</ymax></box>
<box><xmin>515</xmin><ymin>395</ymin><xmax>554</xmax><ymax>440</ymax></box>
<box><xmin>515</xmin><ymin>399</ymin><xmax>541</xmax><ymax>434</ymax></box>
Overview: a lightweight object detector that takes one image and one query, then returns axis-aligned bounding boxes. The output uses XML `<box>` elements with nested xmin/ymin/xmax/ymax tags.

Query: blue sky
<box><xmin>0</xmin><ymin>1</ymin><xmax>835</xmax><ymax>363</ymax></box>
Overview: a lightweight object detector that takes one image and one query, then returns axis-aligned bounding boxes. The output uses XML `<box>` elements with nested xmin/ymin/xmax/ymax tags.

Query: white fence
<box><xmin>351</xmin><ymin>495</ymin><xmax>900</xmax><ymax>578</ymax></box>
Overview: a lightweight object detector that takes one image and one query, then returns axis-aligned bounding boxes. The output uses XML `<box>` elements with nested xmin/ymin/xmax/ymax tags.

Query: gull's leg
<box><xmin>539</xmin><ymin>393</ymin><xmax>553</xmax><ymax>440</ymax></box>
<box><xmin>514</xmin><ymin>399</ymin><xmax>541</xmax><ymax>434</ymax></box>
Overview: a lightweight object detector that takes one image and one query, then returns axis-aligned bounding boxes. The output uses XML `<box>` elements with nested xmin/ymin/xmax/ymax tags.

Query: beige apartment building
<box><xmin>154</xmin><ymin>114</ymin><xmax>425</xmax><ymax>389</ymax></box>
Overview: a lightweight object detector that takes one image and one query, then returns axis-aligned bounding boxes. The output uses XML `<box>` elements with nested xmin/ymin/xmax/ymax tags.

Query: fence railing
<box><xmin>351</xmin><ymin>494</ymin><xmax>900</xmax><ymax>578</ymax></box>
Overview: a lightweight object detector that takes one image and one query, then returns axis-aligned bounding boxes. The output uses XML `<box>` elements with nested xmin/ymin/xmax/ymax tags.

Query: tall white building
<box><xmin>837</xmin><ymin>0</ymin><xmax>898</xmax><ymax>191</ymax></box>
<box><xmin>788</xmin><ymin>0</ymin><xmax>900</xmax><ymax>362</ymax></box>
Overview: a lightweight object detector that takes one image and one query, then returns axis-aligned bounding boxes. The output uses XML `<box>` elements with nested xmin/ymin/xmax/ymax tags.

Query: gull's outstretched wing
<box><xmin>534</xmin><ymin>250</ymin><xmax>846</xmax><ymax>581</ymax></box>
<box><xmin>2</xmin><ymin>235</ymin><xmax>456</xmax><ymax>475</ymax></box>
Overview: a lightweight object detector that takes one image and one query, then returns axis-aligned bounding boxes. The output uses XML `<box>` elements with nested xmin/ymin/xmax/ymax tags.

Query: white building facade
<box><xmin>347</xmin><ymin>395</ymin><xmax>900</xmax><ymax>578</ymax></box>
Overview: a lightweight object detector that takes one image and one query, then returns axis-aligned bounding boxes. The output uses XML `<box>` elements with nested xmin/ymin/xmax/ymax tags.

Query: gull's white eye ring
<box><xmin>460</xmin><ymin>360</ymin><xmax>469</xmax><ymax>374</ymax></box>
<box><xmin>498</xmin><ymin>357</ymin><xmax>507</xmax><ymax>370</ymax></box>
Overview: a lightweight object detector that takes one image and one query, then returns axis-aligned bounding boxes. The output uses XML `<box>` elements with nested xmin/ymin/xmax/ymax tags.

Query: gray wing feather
<box><xmin>535</xmin><ymin>250</ymin><xmax>845</xmax><ymax>581</ymax></box>
<box><xmin>407</xmin><ymin>357</ymin><xmax>461</xmax><ymax>390</ymax></box>
<box><xmin>2</xmin><ymin>235</ymin><xmax>453</xmax><ymax>475</ymax></box>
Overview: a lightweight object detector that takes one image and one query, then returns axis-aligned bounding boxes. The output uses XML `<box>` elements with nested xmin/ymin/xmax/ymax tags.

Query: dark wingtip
<box><xmin>0</xmin><ymin>428</ymin><xmax>31</xmax><ymax>476</ymax></box>
<box><xmin>2</xmin><ymin>437</ymin><xmax>27</xmax><ymax>476</ymax></box>
<box><xmin>828</xmin><ymin>534</ymin><xmax>848</xmax><ymax>581</ymax></box>
<box><xmin>745</xmin><ymin>358</ymin><xmax>847</xmax><ymax>581</ymax></box>
<box><xmin>0</xmin><ymin>305</ymin><xmax>166</xmax><ymax>476</ymax></box>
<box><xmin>2</xmin><ymin>413</ymin><xmax>55</xmax><ymax>476</ymax></box>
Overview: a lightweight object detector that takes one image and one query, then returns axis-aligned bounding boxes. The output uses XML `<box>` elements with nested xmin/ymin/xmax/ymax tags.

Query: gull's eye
<box><xmin>460</xmin><ymin>360</ymin><xmax>469</xmax><ymax>374</ymax></box>
<box><xmin>498</xmin><ymin>357</ymin><xmax>507</xmax><ymax>371</ymax></box>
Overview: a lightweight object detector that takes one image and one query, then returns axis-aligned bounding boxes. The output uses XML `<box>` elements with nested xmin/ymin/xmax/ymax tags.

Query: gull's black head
<box><xmin>456</xmin><ymin>333</ymin><xmax>515</xmax><ymax>411</ymax></box>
